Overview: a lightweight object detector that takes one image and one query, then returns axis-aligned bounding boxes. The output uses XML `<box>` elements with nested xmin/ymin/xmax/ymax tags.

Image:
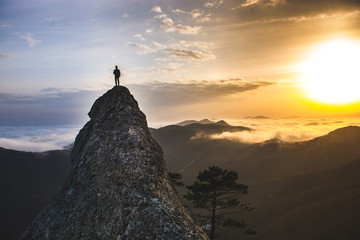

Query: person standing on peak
<box><xmin>113</xmin><ymin>66</ymin><xmax>121</xmax><ymax>86</ymax></box>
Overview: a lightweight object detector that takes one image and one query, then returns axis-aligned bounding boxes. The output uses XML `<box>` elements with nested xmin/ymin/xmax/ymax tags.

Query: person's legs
<box><xmin>115</xmin><ymin>77</ymin><xmax>119</xmax><ymax>86</ymax></box>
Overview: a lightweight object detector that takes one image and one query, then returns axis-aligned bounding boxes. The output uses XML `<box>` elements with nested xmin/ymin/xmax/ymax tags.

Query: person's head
<box><xmin>115</xmin><ymin>65</ymin><xmax>118</xmax><ymax>69</ymax></box>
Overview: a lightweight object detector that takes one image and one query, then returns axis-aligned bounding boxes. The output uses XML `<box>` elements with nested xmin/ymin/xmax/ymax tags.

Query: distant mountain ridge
<box><xmin>150</xmin><ymin>120</ymin><xmax>251</xmax><ymax>144</ymax></box>
<box><xmin>244</xmin><ymin>115</ymin><xmax>271</xmax><ymax>119</ymax></box>
<box><xmin>176</xmin><ymin>119</ymin><xmax>215</xmax><ymax>126</ymax></box>
<box><xmin>177</xmin><ymin>119</ymin><xmax>245</xmax><ymax>127</ymax></box>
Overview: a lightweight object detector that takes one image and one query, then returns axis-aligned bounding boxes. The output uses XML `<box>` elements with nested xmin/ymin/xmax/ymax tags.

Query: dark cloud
<box><xmin>0</xmin><ymin>89</ymin><xmax>101</xmax><ymax>125</ymax></box>
<box><xmin>128</xmin><ymin>78</ymin><xmax>274</xmax><ymax>107</ymax></box>
<box><xmin>0</xmin><ymin>53</ymin><xmax>10</xmax><ymax>59</ymax></box>
<box><xmin>0</xmin><ymin>89</ymin><xmax>99</xmax><ymax>106</ymax></box>
<box><xmin>305</xmin><ymin>122</ymin><xmax>320</xmax><ymax>126</ymax></box>
<box><xmin>245</xmin><ymin>115</ymin><xmax>271</xmax><ymax>119</ymax></box>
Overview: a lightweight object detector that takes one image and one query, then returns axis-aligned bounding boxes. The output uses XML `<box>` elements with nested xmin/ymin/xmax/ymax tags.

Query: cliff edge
<box><xmin>20</xmin><ymin>86</ymin><xmax>208</xmax><ymax>240</ymax></box>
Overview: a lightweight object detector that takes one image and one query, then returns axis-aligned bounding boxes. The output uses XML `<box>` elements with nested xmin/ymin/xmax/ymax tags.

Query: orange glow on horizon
<box><xmin>302</xmin><ymin>97</ymin><xmax>360</xmax><ymax>114</ymax></box>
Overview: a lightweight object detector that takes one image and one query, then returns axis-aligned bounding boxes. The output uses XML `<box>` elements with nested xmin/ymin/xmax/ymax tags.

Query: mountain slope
<box><xmin>149</xmin><ymin>125</ymin><xmax>360</xmax><ymax>240</ymax></box>
<box><xmin>245</xmin><ymin>157</ymin><xmax>360</xmax><ymax>240</ymax></box>
<box><xmin>150</xmin><ymin>125</ymin><xmax>360</xmax><ymax>183</ymax></box>
<box><xmin>0</xmin><ymin>148</ymin><xmax>71</xmax><ymax>240</ymax></box>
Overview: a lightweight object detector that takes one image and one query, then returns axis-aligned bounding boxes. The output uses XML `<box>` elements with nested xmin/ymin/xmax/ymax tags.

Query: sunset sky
<box><xmin>1</xmin><ymin>0</ymin><xmax>360</xmax><ymax>150</ymax></box>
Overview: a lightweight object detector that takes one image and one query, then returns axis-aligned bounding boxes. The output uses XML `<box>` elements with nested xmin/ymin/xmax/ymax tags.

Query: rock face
<box><xmin>20</xmin><ymin>86</ymin><xmax>208</xmax><ymax>240</ymax></box>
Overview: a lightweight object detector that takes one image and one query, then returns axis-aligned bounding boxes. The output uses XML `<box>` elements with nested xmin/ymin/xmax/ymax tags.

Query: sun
<box><xmin>298</xmin><ymin>38</ymin><xmax>360</xmax><ymax>105</ymax></box>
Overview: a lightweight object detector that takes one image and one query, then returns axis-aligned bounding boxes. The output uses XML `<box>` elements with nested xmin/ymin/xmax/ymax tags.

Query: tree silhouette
<box><xmin>185</xmin><ymin>166</ymin><xmax>252</xmax><ymax>240</ymax></box>
<box><xmin>168</xmin><ymin>172</ymin><xmax>185</xmax><ymax>187</ymax></box>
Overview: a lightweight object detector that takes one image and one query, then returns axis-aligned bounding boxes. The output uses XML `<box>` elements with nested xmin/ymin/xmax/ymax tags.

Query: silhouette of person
<box><xmin>113</xmin><ymin>66</ymin><xmax>121</xmax><ymax>86</ymax></box>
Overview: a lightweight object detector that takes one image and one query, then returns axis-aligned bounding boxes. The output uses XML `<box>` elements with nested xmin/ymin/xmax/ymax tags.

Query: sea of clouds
<box><xmin>0</xmin><ymin>118</ymin><xmax>359</xmax><ymax>152</ymax></box>
<box><xmin>214</xmin><ymin>117</ymin><xmax>360</xmax><ymax>143</ymax></box>
<box><xmin>0</xmin><ymin>125</ymin><xmax>82</xmax><ymax>152</ymax></box>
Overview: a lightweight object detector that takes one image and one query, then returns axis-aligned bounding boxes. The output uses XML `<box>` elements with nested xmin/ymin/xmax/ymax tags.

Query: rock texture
<box><xmin>20</xmin><ymin>86</ymin><xmax>208</xmax><ymax>240</ymax></box>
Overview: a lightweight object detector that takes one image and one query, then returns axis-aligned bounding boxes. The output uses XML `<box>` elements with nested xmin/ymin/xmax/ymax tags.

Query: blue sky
<box><xmin>1</xmin><ymin>0</ymin><xmax>240</xmax><ymax>125</ymax></box>
<box><xmin>1</xmin><ymin>0</ymin><xmax>360</xmax><ymax>150</ymax></box>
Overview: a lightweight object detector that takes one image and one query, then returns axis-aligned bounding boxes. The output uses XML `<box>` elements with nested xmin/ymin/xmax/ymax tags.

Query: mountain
<box><xmin>19</xmin><ymin>87</ymin><xmax>207</xmax><ymax>240</ymax></box>
<box><xmin>0</xmin><ymin>148</ymin><xmax>71</xmax><ymax>240</ymax></box>
<box><xmin>150</xmin><ymin>125</ymin><xmax>360</xmax><ymax>240</ymax></box>
<box><xmin>244</xmin><ymin>115</ymin><xmax>271</xmax><ymax>119</ymax></box>
<box><xmin>176</xmin><ymin>119</ymin><xmax>215</xmax><ymax>126</ymax></box>
<box><xmin>151</xmin><ymin>125</ymin><xmax>360</xmax><ymax>183</ymax></box>
<box><xmin>243</xmin><ymin>157</ymin><xmax>360</xmax><ymax>240</ymax></box>
<box><xmin>176</xmin><ymin>119</ymin><xmax>237</xmax><ymax>127</ymax></box>
<box><xmin>1</xmin><ymin>121</ymin><xmax>360</xmax><ymax>239</ymax></box>
<box><xmin>150</xmin><ymin>121</ymin><xmax>250</xmax><ymax>145</ymax></box>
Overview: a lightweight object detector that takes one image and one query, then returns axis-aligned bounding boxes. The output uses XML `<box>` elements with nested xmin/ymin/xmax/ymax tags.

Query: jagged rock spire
<box><xmin>20</xmin><ymin>86</ymin><xmax>208</xmax><ymax>240</ymax></box>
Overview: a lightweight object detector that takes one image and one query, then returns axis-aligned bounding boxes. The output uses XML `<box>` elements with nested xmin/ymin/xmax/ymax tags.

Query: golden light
<box><xmin>298</xmin><ymin>38</ymin><xmax>360</xmax><ymax>105</ymax></box>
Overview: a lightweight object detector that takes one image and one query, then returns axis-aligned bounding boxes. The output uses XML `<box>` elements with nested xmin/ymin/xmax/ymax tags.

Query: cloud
<box><xmin>172</xmin><ymin>9</ymin><xmax>187</xmax><ymax>14</ymax></box>
<box><xmin>126</xmin><ymin>41</ymin><xmax>164</xmax><ymax>54</ymax></box>
<box><xmin>240</xmin><ymin>0</ymin><xmax>260</xmax><ymax>7</ymax></box>
<box><xmin>153</xmin><ymin>9</ymin><xmax>202</xmax><ymax>35</ymax></box>
<box><xmin>232</xmin><ymin>0</ymin><xmax>360</xmax><ymax>23</ymax></box>
<box><xmin>150</xmin><ymin>62</ymin><xmax>184</xmax><ymax>73</ymax></box>
<box><xmin>165</xmin><ymin>48</ymin><xmax>215</xmax><ymax>61</ymax></box>
<box><xmin>134</xmin><ymin>33</ymin><xmax>146</xmax><ymax>41</ymax></box>
<box><xmin>0</xmin><ymin>88</ymin><xmax>94</xmax><ymax>105</ymax></box>
<box><xmin>0</xmin><ymin>88</ymin><xmax>101</xmax><ymax>125</ymax></box>
<box><xmin>197</xmin><ymin>15</ymin><xmax>212</xmax><ymax>23</ymax></box>
<box><xmin>151</xmin><ymin>6</ymin><xmax>162</xmax><ymax>13</ymax></box>
<box><xmin>231</xmin><ymin>10</ymin><xmax>360</xmax><ymax>29</ymax></box>
<box><xmin>170</xmin><ymin>40</ymin><xmax>212</xmax><ymax>51</ymax></box>
<box><xmin>245</xmin><ymin>115</ymin><xmax>271</xmax><ymax>119</ymax></box>
<box><xmin>204</xmin><ymin>0</ymin><xmax>225</xmax><ymax>8</ymax></box>
<box><xmin>204</xmin><ymin>2</ymin><xmax>215</xmax><ymax>8</ymax></box>
<box><xmin>0</xmin><ymin>53</ymin><xmax>10</xmax><ymax>59</ymax></box>
<box><xmin>154</xmin><ymin>13</ymin><xmax>168</xmax><ymax>19</ymax></box>
<box><xmin>19</xmin><ymin>33</ymin><xmax>42</xmax><ymax>48</ymax></box>
<box><xmin>0</xmin><ymin>23</ymin><xmax>12</xmax><ymax>28</ymax></box>
<box><xmin>173</xmin><ymin>8</ymin><xmax>204</xmax><ymax>19</ymax></box>
<box><xmin>160</xmin><ymin>18</ymin><xmax>202</xmax><ymax>35</ymax></box>
<box><xmin>44</xmin><ymin>17</ymin><xmax>63</xmax><ymax>22</ymax></box>
<box><xmin>128</xmin><ymin>78</ymin><xmax>274</xmax><ymax>107</ymax></box>
<box><xmin>238</xmin><ymin>0</ymin><xmax>284</xmax><ymax>7</ymax></box>
<box><xmin>0</xmin><ymin>125</ymin><xmax>79</xmax><ymax>152</ymax></box>
<box><xmin>207</xmin><ymin>117</ymin><xmax>360</xmax><ymax>143</ymax></box>
<box><xmin>122</xmin><ymin>12</ymin><xmax>130</xmax><ymax>18</ymax></box>
<box><xmin>172</xmin><ymin>8</ymin><xmax>212</xmax><ymax>22</ymax></box>
<box><xmin>126</xmin><ymin>40</ymin><xmax>214</xmax><ymax>61</ymax></box>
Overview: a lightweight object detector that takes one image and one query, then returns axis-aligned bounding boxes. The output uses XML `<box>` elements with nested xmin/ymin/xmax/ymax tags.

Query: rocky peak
<box><xmin>20</xmin><ymin>86</ymin><xmax>208</xmax><ymax>240</ymax></box>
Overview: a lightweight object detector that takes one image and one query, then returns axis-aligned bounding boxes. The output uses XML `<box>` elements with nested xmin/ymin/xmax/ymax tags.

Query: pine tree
<box><xmin>185</xmin><ymin>166</ymin><xmax>251</xmax><ymax>240</ymax></box>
